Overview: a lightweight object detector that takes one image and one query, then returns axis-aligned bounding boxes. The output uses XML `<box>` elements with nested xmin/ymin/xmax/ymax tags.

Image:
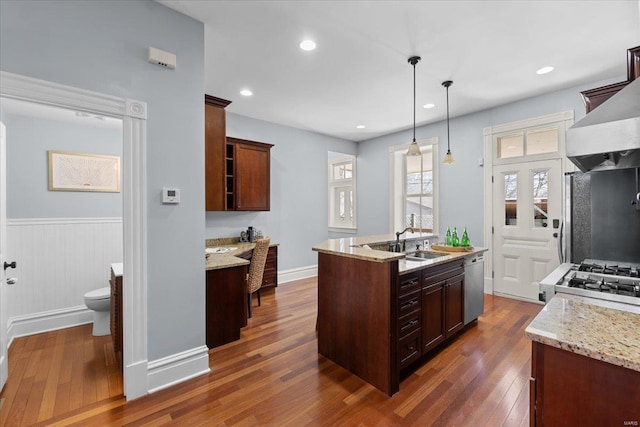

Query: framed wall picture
<box><xmin>48</xmin><ymin>150</ymin><xmax>121</xmax><ymax>192</ymax></box>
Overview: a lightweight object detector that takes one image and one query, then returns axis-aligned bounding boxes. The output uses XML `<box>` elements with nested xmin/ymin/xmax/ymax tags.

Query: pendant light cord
<box><xmin>446</xmin><ymin>84</ymin><xmax>450</xmax><ymax>152</ymax></box>
<box><xmin>412</xmin><ymin>59</ymin><xmax>416</xmax><ymax>142</ymax></box>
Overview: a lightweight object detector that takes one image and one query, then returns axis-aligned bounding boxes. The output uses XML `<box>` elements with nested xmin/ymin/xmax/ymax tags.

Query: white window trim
<box><xmin>328</xmin><ymin>154</ymin><xmax>357</xmax><ymax>233</ymax></box>
<box><xmin>388</xmin><ymin>138</ymin><xmax>439</xmax><ymax>236</ymax></box>
<box><xmin>482</xmin><ymin>110</ymin><xmax>574</xmax><ymax>294</ymax></box>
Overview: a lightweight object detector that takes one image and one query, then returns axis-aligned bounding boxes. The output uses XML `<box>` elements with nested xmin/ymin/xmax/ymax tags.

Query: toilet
<box><xmin>84</xmin><ymin>287</ymin><xmax>111</xmax><ymax>336</ymax></box>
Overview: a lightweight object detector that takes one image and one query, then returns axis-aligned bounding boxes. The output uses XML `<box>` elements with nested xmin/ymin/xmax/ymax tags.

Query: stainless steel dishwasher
<box><xmin>464</xmin><ymin>253</ymin><xmax>485</xmax><ymax>324</ymax></box>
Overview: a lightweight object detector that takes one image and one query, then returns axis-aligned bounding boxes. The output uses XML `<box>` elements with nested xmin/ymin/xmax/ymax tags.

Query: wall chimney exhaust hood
<box><xmin>566</xmin><ymin>78</ymin><xmax>640</xmax><ymax>172</ymax></box>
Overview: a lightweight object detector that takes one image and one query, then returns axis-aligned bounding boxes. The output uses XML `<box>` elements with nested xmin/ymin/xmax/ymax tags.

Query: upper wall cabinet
<box><xmin>205</xmin><ymin>94</ymin><xmax>273</xmax><ymax>211</ymax></box>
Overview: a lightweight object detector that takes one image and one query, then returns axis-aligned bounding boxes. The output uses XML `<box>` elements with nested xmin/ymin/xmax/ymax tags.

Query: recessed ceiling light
<box><xmin>536</xmin><ymin>66</ymin><xmax>554</xmax><ymax>75</ymax></box>
<box><xmin>423</xmin><ymin>103</ymin><xmax>435</xmax><ymax>109</ymax></box>
<box><xmin>240</xmin><ymin>89</ymin><xmax>253</xmax><ymax>96</ymax></box>
<box><xmin>356</xmin><ymin>125</ymin><xmax>365</xmax><ymax>129</ymax></box>
<box><xmin>299</xmin><ymin>40</ymin><xmax>316</xmax><ymax>51</ymax></box>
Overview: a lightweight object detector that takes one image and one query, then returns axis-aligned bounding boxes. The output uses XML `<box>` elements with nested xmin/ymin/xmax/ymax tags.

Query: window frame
<box><xmin>389</xmin><ymin>138</ymin><xmax>439</xmax><ymax>236</ymax></box>
<box><xmin>328</xmin><ymin>153</ymin><xmax>357</xmax><ymax>232</ymax></box>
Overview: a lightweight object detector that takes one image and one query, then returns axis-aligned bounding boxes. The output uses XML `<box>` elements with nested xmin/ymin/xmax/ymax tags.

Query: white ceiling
<box><xmin>158</xmin><ymin>0</ymin><xmax>640</xmax><ymax>142</ymax></box>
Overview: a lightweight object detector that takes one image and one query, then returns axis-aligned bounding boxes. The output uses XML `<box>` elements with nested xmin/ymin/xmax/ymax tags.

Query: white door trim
<box><xmin>482</xmin><ymin>110</ymin><xmax>574</xmax><ymax>294</ymax></box>
<box><xmin>0</xmin><ymin>71</ymin><xmax>148</xmax><ymax>400</ymax></box>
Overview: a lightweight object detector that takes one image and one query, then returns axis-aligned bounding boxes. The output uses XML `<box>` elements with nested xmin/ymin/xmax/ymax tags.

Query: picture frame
<box><xmin>48</xmin><ymin>150</ymin><xmax>121</xmax><ymax>192</ymax></box>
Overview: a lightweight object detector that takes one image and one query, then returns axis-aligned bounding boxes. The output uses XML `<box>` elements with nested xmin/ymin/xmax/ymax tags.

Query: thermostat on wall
<box><xmin>162</xmin><ymin>188</ymin><xmax>180</xmax><ymax>204</ymax></box>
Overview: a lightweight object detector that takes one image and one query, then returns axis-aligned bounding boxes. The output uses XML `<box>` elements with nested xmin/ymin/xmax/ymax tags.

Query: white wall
<box><xmin>356</xmin><ymin>76</ymin><xmax>624</xmax><ymax>247</ymax></box>
<box><xmin>206</xmin><ymin>112</ymin><xmax>357</xmax><ymax>271</ymax></box>
<box><xmin>0</xmin><ymin>0</ymin><xmax>205</xmax><ymax>362</ymax></box>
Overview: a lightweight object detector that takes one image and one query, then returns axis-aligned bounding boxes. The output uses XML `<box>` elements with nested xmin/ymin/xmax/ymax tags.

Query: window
<box><xmin>496</xmin><ymin>126</ymin><xmax>559</xmax><ymax>160</ymax></box>
<box><xmin>390</xmin><ymin>139</ymin><xmax>438</xmax><ymax>235</ymax></box>
<box><xmin>328</xmin><ymin>152</ymin><xmax>356</xmax><ymax>231</ymax></box>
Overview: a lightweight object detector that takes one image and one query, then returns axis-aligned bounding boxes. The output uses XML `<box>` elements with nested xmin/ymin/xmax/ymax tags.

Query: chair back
<box><xmin>247</xmin><ymin>237</ymin><xmax>271</xmax><ymax>294</ymax></box>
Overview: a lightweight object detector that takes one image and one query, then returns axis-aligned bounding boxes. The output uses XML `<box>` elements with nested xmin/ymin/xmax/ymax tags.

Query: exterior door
<box><xmin>0</xmin><ymin>122</ymin><xmax>8</xmax><ymax>391</ymax></box>
<box><xmin>493</xmin><ymin>159</ymin><xmax>562</xmax><ymax>302</ymax></box>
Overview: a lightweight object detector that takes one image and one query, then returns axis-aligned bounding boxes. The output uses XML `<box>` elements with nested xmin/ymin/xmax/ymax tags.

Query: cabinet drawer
<box><xmin>398</xmin><ymin>329</ymin><xmax>421</xmax><ymax>368</ymax></box>
<box><xmin>398</xmin><ymin>310</ymin><xmax>421</xmax><ymax>338</ymax></box>
<box><xmin>399</xmin><ymin>271</ymin><xmax>421</xmax><ymax>296</ymax></box>
<box><xmin>423</xmin><ymin>260</ymin><xmax>464</xmax><ymax>287</ymax></box>
<box><xmin>398</xmin><ymin>290</ymin><xmax>421</xmax><ymax>318</ymax></box>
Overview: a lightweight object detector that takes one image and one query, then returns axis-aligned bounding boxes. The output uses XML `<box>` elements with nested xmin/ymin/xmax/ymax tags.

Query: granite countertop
<box><xmin>312</xmin><ymin>234</ymin><xmax>486</xmax><ymax>273</ymax></box>
<box><xmin>205</xmin><ymin>237</ymin><xmax>278</xmax><ymax>271</ymax></box>
<box><xmin>525</xmin><ymin>293</ymin><xmax>640</xmax><ymax>372</ymax></box>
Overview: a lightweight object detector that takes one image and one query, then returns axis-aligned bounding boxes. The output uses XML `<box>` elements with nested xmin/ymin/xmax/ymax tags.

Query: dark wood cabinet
<box><xmin>530</xmin><ymin>341</ymin><xmax>640</xmax><ymax>426</ymax></box>
<box><xmin>205</xmin><ymin>94</ymin><xmax>273</xmax><ymax>211</ymax></box>
<box><xmin>205</xmin><ymin>95</ymin><xmax>232</xmax><ymax>211</ymax></box>
<box><xmin>422</xmin><ymin>282</ymin><xmax>445</xmax><ymax>353</ymax></box>
<box><xmin>316</xmin><ymin>253</ymin><xmax>466</xmax><ymax>396</ymax></box>
<box><xmin>110</xmin><ymin>265</ymin><xmax>123</xmax><ymax>371</ymax></box>
<box><xmin>444</xmin><ymin>273</ymin><xmax>464</xmax><ymax>337</ymax></box>
<box><xmin>206</xmin><ymin>264</ymin><xmax>249</xmax><ymax>349</ymax></box>
<box><xmin>420</xmin><ymin>260</ymin><xmax>464</xmax><ymax>354</ymax></box>
<box><xmin>581</xmin><ymin>45</ymin><xmax>639</xmax><ymax>113</ymax></box>
<box><xmin>227</xmin><ymin>137</ymin><xmax>272</xmax><ymax>211</ymax></box>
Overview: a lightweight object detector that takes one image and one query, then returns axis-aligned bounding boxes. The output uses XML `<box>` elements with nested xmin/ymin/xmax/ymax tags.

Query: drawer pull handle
<box><xmin>401</xmin><ymin>300</ymin><xmax>418</xmax><ymax>309</ymax></box>
<box><xmin>401</xmin><ymin>279</ymin><xmax>418</xmax><ymax>288</ymax></box>
<box><xmin>401</xmin><ymin>320</ymin><xmax>419</xmax><ymax>331</ymax></box>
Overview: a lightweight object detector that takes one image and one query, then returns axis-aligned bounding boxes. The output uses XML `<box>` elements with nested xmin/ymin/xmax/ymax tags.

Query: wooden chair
<box><xmin>247</xmin><ymin>237</ymin><xmax>271</xmax><ymax>318</ymax></box>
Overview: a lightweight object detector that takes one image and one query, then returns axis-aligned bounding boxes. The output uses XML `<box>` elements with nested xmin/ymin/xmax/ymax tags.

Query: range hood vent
<box><xmin>566</xmin><ymin>78</ymin><xmax>640</xmax><ymax>172</ymax></box>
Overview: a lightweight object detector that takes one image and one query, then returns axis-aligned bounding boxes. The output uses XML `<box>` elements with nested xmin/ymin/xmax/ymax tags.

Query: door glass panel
<box><xmin>498</xmin><ymin>134</ymin><xmax>524</xmax><ymax>159</ymax></box>
<box><xmin>526</xmin><ymin>129</ymin><xmax>558</xmax><ymax>155</ymax></box>
<box><xmin>532</xmin><ymin>171</ymin><xmax>548</xmax><ymax>227</ymax></box>
<box><xmin>504</xmin><ymin>173</ymin><xmax>517</xmax><ymax>225</ymax></box>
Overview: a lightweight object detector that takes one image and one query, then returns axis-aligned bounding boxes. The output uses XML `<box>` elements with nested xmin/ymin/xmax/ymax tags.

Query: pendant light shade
<box><xmin>407</xmin><ymin>56</ymin><xmax>422</xmax><ymax>156</ymax></box>
<box><xmin>442</xmin><ymin>80</ymin><xmax>455</xmax><ymax>164</ymax></box>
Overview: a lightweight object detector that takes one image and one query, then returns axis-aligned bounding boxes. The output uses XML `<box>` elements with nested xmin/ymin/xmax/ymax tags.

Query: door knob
<box><xmin>3</xmin><ymin>261</ymin><xmax>16</xmax><ymax>271</ymax></box>
<box><xmin>6</xmin><ymin>278</ymin><xmax>17</xmax><ymax>285</ymax></box>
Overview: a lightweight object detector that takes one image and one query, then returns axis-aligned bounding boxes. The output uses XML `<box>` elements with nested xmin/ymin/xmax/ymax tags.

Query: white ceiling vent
<box><xmin>148</xmin><ymin>47</ymin><xmax>176</xmax><ymax>70</ymax></box>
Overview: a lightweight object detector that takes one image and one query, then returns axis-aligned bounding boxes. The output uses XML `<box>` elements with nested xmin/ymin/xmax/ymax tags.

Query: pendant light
<box><xmin>442</xmin><ymin>80</ymin><xmax>455</xmax><ymax>164</ymax></box>
<box><xmin>407</xmin><ymin>56</ymin><xmax>422</xmax><ymax>156</ymax></box>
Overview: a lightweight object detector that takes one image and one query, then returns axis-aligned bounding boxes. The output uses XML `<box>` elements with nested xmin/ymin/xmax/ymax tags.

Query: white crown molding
<box><xmin>483</xmin><ymin>110</ymin><xmax>574</xmax><ymax>136</ymax></box>
<box><xmin>8</xmin><ymin>217</ymin><xmax>123</xmax><ymax>226</ymax></box>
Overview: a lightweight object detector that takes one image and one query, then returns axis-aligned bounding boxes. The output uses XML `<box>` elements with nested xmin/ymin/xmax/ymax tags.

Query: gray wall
<box><xmin>206</xmin><ymin>112</ymin><xmax>357</xmax><ymax>271</ymax></box>
<box><xmin>357</xmin><ymin>76</ymin><xmax>623</xmax><ymax>248</ymax></box>
<box><xmin>5</xmin><ymin>113</ymin><xmax>122</xmax><ymax>218</ymax></box>
<box><xmin>1</xmin><ymin>0</ymin><xmax>205</xmax><ymax>361</ymax></box>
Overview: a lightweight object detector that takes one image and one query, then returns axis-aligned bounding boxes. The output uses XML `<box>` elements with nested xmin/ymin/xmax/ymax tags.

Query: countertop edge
<box><xmin>525</xmin><ymin>294</ymin><xmax>640</xmax><ymax>373</ymax></box>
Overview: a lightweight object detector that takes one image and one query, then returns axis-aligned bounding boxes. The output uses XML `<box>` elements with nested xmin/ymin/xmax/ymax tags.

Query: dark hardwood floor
<box><xmin>0</xmin><ymin>276</ymin><xmax>542</xmax><ymax>426</ymax></box>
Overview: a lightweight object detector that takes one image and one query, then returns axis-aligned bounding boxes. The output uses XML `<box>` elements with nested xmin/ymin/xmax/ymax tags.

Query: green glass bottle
<box><xmin>452</xmin><ymin>227</ymin><xmax>459</xmax><ymax>247</ymax></box>
<box><xmin>461</xmin><ymin>227</ymin><xmax>470</xmax><ymax>247</ymax></box>
<box><xmin>445</xmin><ymin>227</ymin><xmax>452</xmax><ymax>246</ymax></box>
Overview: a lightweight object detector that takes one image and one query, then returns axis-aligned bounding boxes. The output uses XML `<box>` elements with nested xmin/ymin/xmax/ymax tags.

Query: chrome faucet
<box><xmin>395</xmin><ymin>227</ymin><xmax>415</xmax><ymax>252</ymax></box>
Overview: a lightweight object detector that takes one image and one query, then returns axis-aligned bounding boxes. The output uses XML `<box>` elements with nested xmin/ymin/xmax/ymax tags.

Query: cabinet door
<box><xmin>235</xmin><ymin>142</ymin><xmax>270</xmax><ymax>211</ymax></box>
<box><xmin>444</xmin><ymin>273</ymin><xmax>464</xmax><ymax>337</ymax></box>
<box><xmin>422</xmin><ymin>281</ymin><xmax>445</xmax><ymax>353</ymax></box>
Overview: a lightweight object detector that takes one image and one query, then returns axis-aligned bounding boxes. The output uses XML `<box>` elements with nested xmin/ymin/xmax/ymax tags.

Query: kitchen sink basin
<box><xmin>404</xmin><ymin>251</ymin><xmax>449</xmax><ymax>261</ymax></box>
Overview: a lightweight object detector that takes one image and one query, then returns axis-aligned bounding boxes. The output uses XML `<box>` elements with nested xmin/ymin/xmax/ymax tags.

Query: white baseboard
<box><xmin>278</xmin><ymin>265</ymin><xmax>318</xmax><ymax>284</ymax></box>
<box><xmin>147</xmin><ymin>345</ymin><xmax>211</xmax><ymax>395</ymax></box>
<box><xmin>7</xmin><ymin>305</ymin><xmax>93</xmax><ymax>348</ymax></box>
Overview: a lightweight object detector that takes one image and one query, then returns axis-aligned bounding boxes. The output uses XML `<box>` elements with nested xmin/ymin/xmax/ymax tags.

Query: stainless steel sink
<box><xmin>404</xmin><ymin>251</ymin><xmax>450</xmax><ymax>262</ymax></box>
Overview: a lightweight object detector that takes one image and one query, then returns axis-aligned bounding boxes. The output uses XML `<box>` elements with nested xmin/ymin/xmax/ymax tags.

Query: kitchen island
<box><xmin>525</xmin><ymin>294</ymin><xmax>640</xmax><ymax>425</ymax></box>
<box><xmin>312</xmin><ymin>234</ymin><xmax>487</xmax><ymax>396</ymax></box>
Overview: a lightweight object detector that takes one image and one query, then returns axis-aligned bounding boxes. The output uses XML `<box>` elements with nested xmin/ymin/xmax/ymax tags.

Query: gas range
<box><xmin>539</xmin><ymin>259</ymin><xmax>640</xmax><ymax>306</ymax></box>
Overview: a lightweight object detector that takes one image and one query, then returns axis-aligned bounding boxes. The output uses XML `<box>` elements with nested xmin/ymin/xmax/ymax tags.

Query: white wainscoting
<box><xmin>6</xmin><ymin>218</ymin><xmax>123</xmax><ymax>343</ymax></box>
